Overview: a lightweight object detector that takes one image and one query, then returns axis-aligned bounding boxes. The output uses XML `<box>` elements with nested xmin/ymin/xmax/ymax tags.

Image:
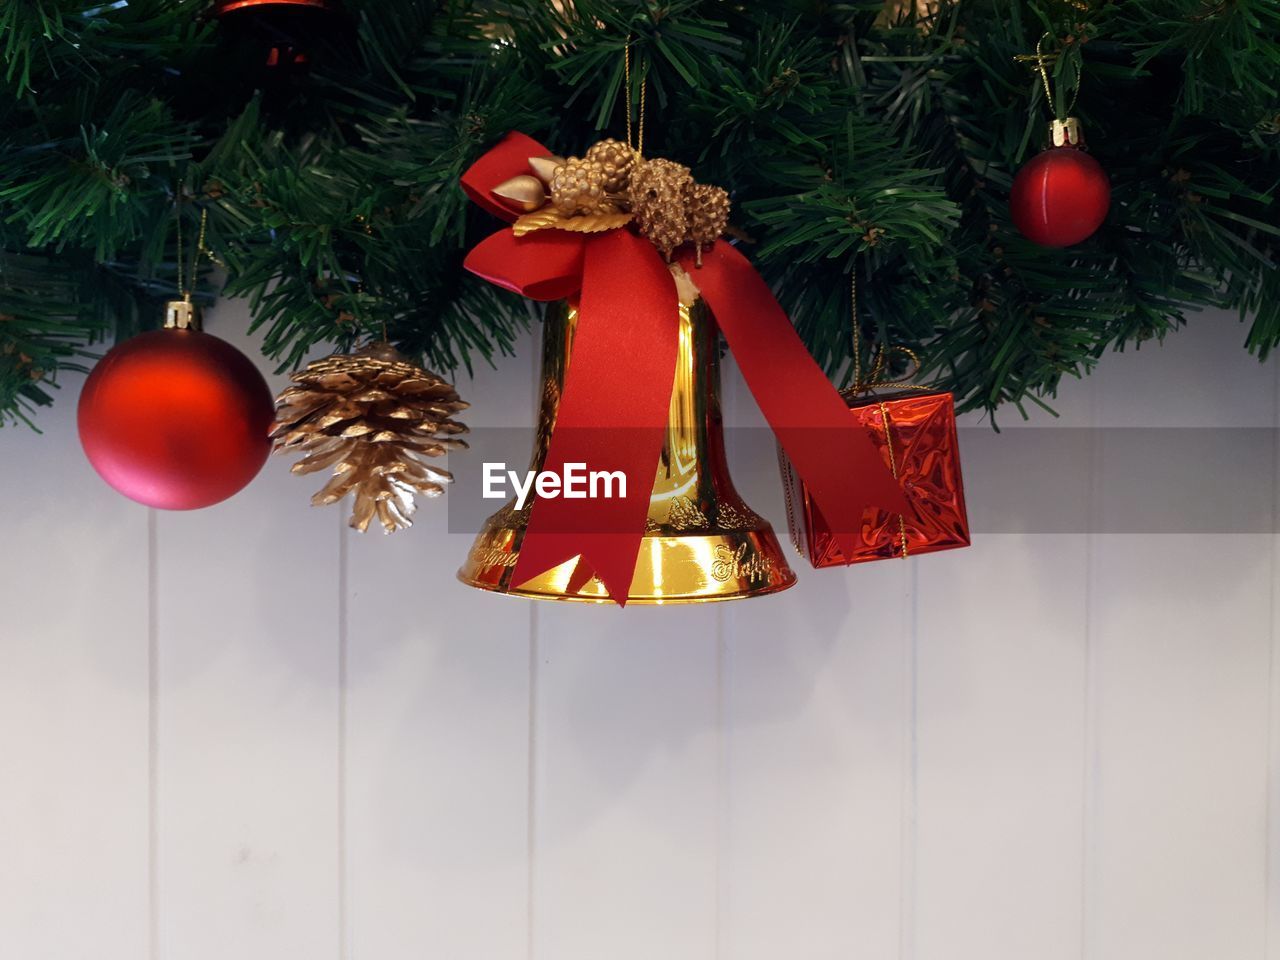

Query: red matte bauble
<box><xmin>78</xmin><ymin>329</ymin><xmax>275</xmax><ymax>510</ymax></box>
<box><xmin>1010</xmin><ymin>145</ymin><xmax>1111</xmax><ymax>247</ymax></box>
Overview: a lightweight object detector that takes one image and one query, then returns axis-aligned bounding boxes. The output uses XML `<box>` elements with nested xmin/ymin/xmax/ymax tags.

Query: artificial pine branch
<box><xmin>0</xmin><ymin>0</ymin><xmax>1276</xmax><ymax>428</ymax></box>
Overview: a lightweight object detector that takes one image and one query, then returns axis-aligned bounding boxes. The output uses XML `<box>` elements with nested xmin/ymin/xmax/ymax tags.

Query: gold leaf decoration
<box><xmin>512</xmin><ymin>209</ymin><xmax>634</xmax><ymax>237</ymax></box>
<box><xmin>559</xmin><ymin>211</ymin><xmax>634</xmax><ymax>234</ymax></box>
<box><xmin>512</xmin><ymin>209</ymin><xmax>568</xmax><ymax>236</ymax></box>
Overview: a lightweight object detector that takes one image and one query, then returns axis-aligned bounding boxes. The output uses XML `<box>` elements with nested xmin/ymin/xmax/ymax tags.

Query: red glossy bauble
<box><xmin>78</xmin><ymin>328</ymin><xmax>275</xmax><ymax>510</ymax></box>
<box><xmin>213</xmin><ymin>0</ymin><xmax>340</xmax><ymax>68</ymax></box>
<box><xmin>213</xmin><ymin>0</ymin><xmax>334</xmax><ymax>15</ymax></box>
<box><xmin>1010</xmin><ymin>145</ymin><xmax>1111</xmax><ymax>247</ymax></box>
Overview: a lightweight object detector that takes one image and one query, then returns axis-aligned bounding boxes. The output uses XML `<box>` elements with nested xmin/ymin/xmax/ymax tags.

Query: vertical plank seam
<box><xmin>715</xmin><ymin>343</ymin><xmax>737</xmax><ymax>960</ymax></box>
<box><xmin>714</xmin><ymin>606</ymin><xmax>728</xmax><ymax>960</ymax></box>
<box><xmin>148</xmin><ymin>509</ymin><xmax>159</xmax><ymax>960</ymax></box>
<box><xmin>1265</xmin><ymin>352</ymin><xmax>1279</xmax><ymax>960</ymax></box>
<box><xmin>338</xmin><ymin>511</ymin><xmax>350</xmax><ymax>960</ymax></box>
<box><xmin>527</xmin><ymin>311</ymin><xmax>541</xmax><ymax>960</ymax></box>
<box><xmin>899</xmin><ymin>561</ymin><xmax>918</xmax><ymax>960</ymax></box>
<box><xmin>527</xmin><ymin>601</ymin><xmax>539</xmax><ymax>960</ymax></box>
<box><xmin>1081</xmin><ymin>370</ymin><xmax>1100</xmax><ymax>960</ymax></box>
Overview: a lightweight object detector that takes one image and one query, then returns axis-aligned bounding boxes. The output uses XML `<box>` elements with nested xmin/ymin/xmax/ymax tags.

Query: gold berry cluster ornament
<box><xmin>550</xmin><ymin>158</ymin><xmax>608</xmax><ymax>215</ymax></box>
<box><xmin>493</xmin><ymin>139</ymin><xmax>730</xmax><ymax>263</ymax></box>
<box><xmin>586</xmin><ymin>138</ymin><xmax>634</xmax><ymax>193</ymax></box>
<box><xmin>271</xmin><ymin>342</ymin><xmax>469</xmax><ymax>533</ymax></box>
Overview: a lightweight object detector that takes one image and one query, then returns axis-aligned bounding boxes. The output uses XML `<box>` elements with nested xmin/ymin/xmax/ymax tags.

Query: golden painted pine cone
<box><xmin>271</xmin><ymin>342</ymin><xmax>469</xmax><ymax>534</ymax></box>
<box><xmin>628</xmin><ymin>157</ymin><xmax>693</xmax><ymax>260</ymax></box>
<box><xmin>585</xmin><ymin>138</ymin><xmax>636</xmax><ymax>193</ymax></box>
<box><xmin>550</xmin><ymin>157</ymin><xmax>607</xmax><ymax>215</ymax></box>
<box><xmin>686</xmin><ymin>182</ymin><xmax>730</xmax><ymax>251</ymax></box>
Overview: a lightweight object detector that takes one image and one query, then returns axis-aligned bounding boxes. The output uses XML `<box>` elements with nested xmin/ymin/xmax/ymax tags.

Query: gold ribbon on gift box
<box><xmin>845</xmin><ymin>271</ymin><xmax>935</xmax><ymax>560</ymax></box>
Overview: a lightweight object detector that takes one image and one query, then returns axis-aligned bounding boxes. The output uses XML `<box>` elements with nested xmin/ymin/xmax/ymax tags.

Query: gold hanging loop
<box><xmin>175</xmin><ymin>199</ymin><xmax>187</xmax><ymax>301</ymax></box>
<box><xmin>848</xmin><ymin>268</ymin><xmax>926</xmax><ymax>396</ymax></box>
<box><xmin>1035</xmin><ymin>32</ymin><xmax>1057</xmax><ymax>116</ymax></box>
<box><xmin>1013</xmin><ymin>31</ymin><xmax>1080</xmax><ymax>120</ymax></box>
<box><xmin>166</xmin><ymin>192</ymin><xmax>200</xmax><ymax>330</ymax></box>
<box><xmin>846</xmin><ymin>267</ymin><xmax>921</xmax><ymax>561</ymax></box>
<box><xmin>196</xmin><ymin>207</ymin><xmax>226</xmax><ymax>269</ymax></box>
<box><xmin>624</xmin><ymin>38</ymin><xmax>633</xmax><ymax>152</ymax></box>
<box><xmin>624</xmin><ymin>37</ymin><xmax>646</xmax><ymax>157</ymax></box>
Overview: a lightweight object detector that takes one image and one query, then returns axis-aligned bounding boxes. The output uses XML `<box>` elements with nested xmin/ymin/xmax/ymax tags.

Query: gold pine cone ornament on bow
<box><xmin>628</xmin><ymin>158</ymin><xmax>694</xmax><ymax>260</ymax></box>
<box><xmin>497</xmin><ymin>139</ymin><xmax>731</xmax><ymax>264</ymax></box>
<box><xmin>271</xmin><ymin>343</ymin><xmax>469</xmax><ymax>533</ymax></box>
<box><xmin>686</xmin><ymin>182</ymin><xmax>731</xmax><ymax>250</ymax></box>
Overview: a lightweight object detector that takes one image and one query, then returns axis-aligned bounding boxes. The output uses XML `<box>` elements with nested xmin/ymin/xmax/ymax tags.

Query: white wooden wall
<box><xmin>1</xmin><ymin>301</ymin><xmax>1275</xmax><ymax>960</ymax></box>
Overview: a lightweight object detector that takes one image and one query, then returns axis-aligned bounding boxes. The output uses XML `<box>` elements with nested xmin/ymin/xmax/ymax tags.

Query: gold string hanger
<box><xmin>167</xmin><ymin>195</ymin><xmax>202</xmax><ymax>330</ymax></box>
<box><xmin>623</xmin><ymin>36</ymin><xmax>646</xmax><ymax>157</ymax></box>
<box><xmin>1013</xmin><ymin>31</ymin><xmax>1079</xmax><ymax>120</ymax></box>
<box><xmin>848</xmin><ymin>267</ymin><xmax>915</xmax><ymax>560</ymax></box>
<box><xmin>346</xmin><ymin>215</ymin><xmax>382</xmax><ymax>344</ymax></box>
<box><xmin>176</xmin><ymin>202</ymin><xmax>225</xmax><ymax>302</ymax></box>
<box><xmin>848</xmin><ymin>268</ymin><xmax>927</xmax><ymax>395</ymax></box>
<box><xmin>196</xmin><ymin>207</ymin><xmax>225</xmax><ymax>270</ymax></box>
<box><xmin>848</xmin><ymin>266</ymin><xmax>926</xmax><ymax>561</ymax></box>
<box><xmin>175</xmin><ymin>198</ymin><xmax>189</xmax><ymax>301</ymax></box>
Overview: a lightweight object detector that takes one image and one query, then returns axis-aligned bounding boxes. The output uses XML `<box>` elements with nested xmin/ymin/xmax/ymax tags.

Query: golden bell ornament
<box><xmin>458</xmin><ymin>297</ymin><xmax>796</xmax><ymax>603</ymax></box>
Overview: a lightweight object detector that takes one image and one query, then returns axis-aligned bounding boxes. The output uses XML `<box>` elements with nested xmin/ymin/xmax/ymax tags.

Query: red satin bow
<box><xmin>462</xmin><ymin>131</ymin><xmax>909</xmax><ymax>604</ymax></box>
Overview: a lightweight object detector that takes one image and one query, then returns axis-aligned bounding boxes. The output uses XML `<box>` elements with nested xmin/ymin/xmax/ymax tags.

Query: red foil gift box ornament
<box><xmin>780</xmin><ymin>389</ymin><xmax>970</xmax><ymax>567</ymax></box>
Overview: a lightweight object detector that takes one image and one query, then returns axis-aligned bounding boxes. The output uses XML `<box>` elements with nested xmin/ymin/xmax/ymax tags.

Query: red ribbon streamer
<box><xmin>461</xmin><ymin>133</ymin><xmax>909</xmax><ymax>604</ymax></box>
<box><xmin>511</xmin><ymin>230</ymin><xmax>680</xmax><ymax>598</ymax></box>
<box><xmin>676</xmin><ymin>242</ymin><xmax>910</xmax><ymax>561</ymax></box>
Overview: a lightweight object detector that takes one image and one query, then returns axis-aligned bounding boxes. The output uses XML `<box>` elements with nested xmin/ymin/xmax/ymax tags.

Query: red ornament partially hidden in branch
<box><xmin>78</xmin><ymin>300</ymin><xmax>274</xmax><ymax>510</ymax></box>
<box><xmin>1010</xmin><ymin>118</ymin><xmax>1110</xmax><ymax>248</ymax></box>
<box><xmin>212</xmin><ymin>0</ymin><xmax>340</xmax><ymax>68</ymax></box>
<box><xmin>215</xmin><ymin>0</ymin><xmax>333</xmax><ymax>11</ymax></box>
